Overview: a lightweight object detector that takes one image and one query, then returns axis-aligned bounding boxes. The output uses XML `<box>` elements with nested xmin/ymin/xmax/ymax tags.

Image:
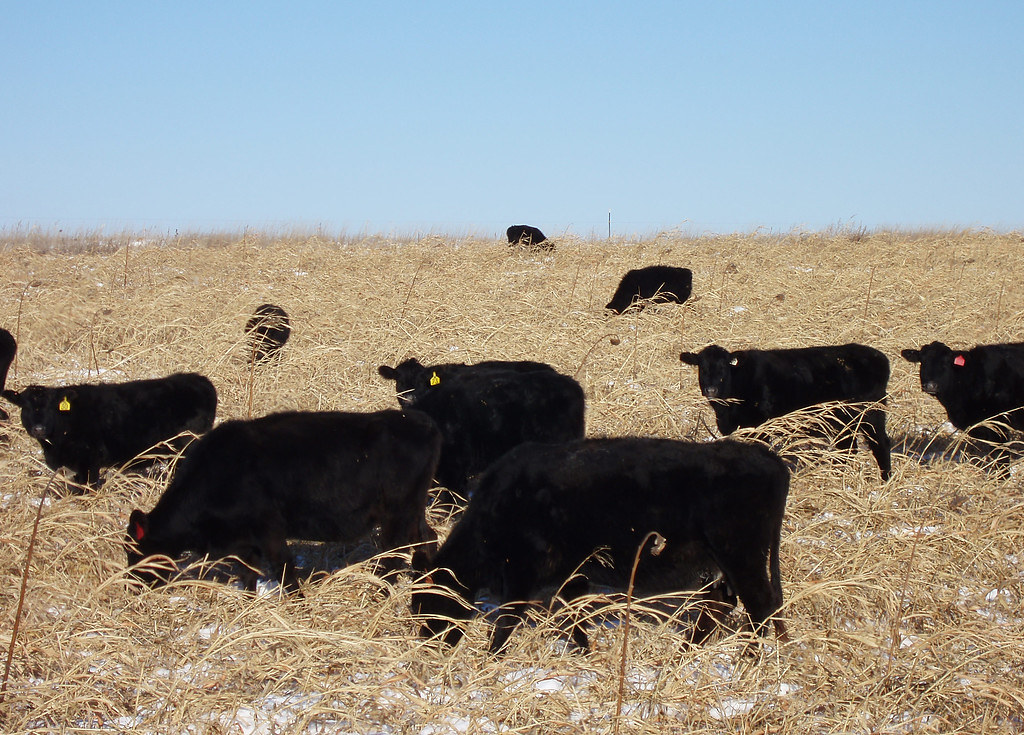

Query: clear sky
<box><xmin>3</xmin><ymin>2</ymin><xmax>1022</xmax><ymax>237</ymax></box>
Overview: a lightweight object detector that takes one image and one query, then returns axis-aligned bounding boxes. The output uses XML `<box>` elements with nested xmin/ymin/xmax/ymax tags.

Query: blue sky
<box><xmin>3</xmin><ymin>2</ymin><xmax>1022</xmax><ymax>237</ymax></box>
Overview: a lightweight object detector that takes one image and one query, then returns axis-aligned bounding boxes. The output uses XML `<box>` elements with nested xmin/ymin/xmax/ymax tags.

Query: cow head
<box><xmin>680</xmin><ymin>345</ymin><xmax>735</xmax><ymax>400</ymax></box>
<box><xmin>124</xmin><ymin>509</ymin><xmax>175</xmax><ymax>589</ymax></box>
<box><xmin>410</xmin><ymin>551</ymin><xmax>475</xmax><ymax>647</ymax></box>
<box><xmin>901</xmin><ymin>341</ymin><xmax>958</xmax><ymax>395</ymax></box>
<box><xmin>378</xmin><ymin>358</ymin><xmax>435</xmax><ymax>405</ymax></box>
<box><xmin>2</xmin><ymin>386</ymin><xmax>76</xmax><ymax>441</ymax></box>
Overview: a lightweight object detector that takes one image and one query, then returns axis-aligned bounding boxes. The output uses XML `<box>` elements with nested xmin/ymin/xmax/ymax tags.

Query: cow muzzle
<box><xmin>922</xmin><ymin>381</ymin><xmax>940</xmax><ymax>395</ymax></box>
<box><xmin>29</xmin><ymin>424</ymin><xmax>49</xmax><ymax>439</ymax></box>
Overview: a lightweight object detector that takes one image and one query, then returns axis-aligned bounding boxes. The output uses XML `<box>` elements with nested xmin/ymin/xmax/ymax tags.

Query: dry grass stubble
<box><xmin>0</xmin><ymin>228</ymin><xmax>1022</xmax><ymax>732</ymax></box>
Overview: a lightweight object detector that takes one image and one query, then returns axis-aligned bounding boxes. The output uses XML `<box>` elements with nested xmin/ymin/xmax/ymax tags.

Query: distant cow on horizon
<box><xmin>606</xmin><ymin>266</ymin><xmax>693</xmax><ymax>313</ymax></box>
<box><xmin>902</xmin><ymin>340</ymin><xmax>1024</xmax><ymax>444</ymax></box>
<box><xmin>506</xmin><ymin>225</ymin><xmax>551</xmax><ymax>250</ymax></box>
<box><xmin>680</xmin><ymin>343</ymin><xmax>892</xmax><ymax>481</ymax></box>
<box><xmin>245</xmin><ymin>303</ymin><xmax>291</xmax><ymax>364</ymax></box>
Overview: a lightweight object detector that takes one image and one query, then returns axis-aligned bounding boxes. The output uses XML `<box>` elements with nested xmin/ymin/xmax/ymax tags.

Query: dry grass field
<box><xmin>1</xmin><ymin>227</ymin><xmax>1022</xmax><ymax>733</ymax></box>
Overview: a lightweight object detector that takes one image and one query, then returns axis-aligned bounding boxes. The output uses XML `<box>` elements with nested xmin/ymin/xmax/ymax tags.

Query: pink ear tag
<box><xmin>953</xmin><ymin>355</ymin><xmax>966</xmax><ymax>367</ymax></box>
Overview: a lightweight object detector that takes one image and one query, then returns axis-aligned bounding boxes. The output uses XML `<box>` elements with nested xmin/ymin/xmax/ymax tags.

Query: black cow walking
<box><xmin>901</xmin><ymin>341</ymin><xmax>1024</xmax><ymax>444</ymax></box>
<box><xmin>125</xmin><ymin>409</ymin><xmax>442</xmax><ymax>593</ymax></box>
<box><xmin>411</xmin><ymin>437</ymin><xmax>790</xmax><ymax>654</ymax></box>
<box><xmin>379</xmin><ymin>358</ymin><xmax>585</xmax><ymax>501</ymax></box>
<box><xmin>3</xmin><ymin>372</ymin><xmax>217</xmax><ymax>489</ymax></box>
<box><xmin>680</xmin><ymin>343</ymin><xmax>892</xmax><ymax>481</ymax></box>
<box><xmin>0</xmin><ymin>328</ymin><xmax>15</xmax><ymax>423</ymax></box>
<box><xmin>506</xmin><ymin>225</ymin><xmax>551</xmax><ymax>250</ymax></box>
<box><xmin>245</xmin><ymin>303</ymin><xmax>291</xmax><ymax>364</ymax></box>
<box><xmin>606</xmin><ymin>266</ymin><xmax>693</xmax><ymax>314</ymax></box>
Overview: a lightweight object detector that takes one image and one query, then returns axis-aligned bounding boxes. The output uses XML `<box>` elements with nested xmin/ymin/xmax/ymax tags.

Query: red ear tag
<box><xmin>953</xmin><ymin>355</ymin><xmax>966</xmax><ymax>367</ymax></box>
<box><xmin>133</xmin><ymin>521</ymin><xmax>146</xmax><ymax>541</ymax></box>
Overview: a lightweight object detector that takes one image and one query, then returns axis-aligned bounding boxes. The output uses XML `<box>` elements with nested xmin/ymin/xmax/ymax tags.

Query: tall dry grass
<box><xmin>0</xmin><ymin>228</ymin><xmax>1022</xmax><ymax>732</ymax></box>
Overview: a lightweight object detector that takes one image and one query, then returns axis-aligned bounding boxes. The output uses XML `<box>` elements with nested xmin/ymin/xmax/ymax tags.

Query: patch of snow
<box><xmin>985</xmin><ymin>588</ymin><xmax>1013</xmax><ymax>603</ymax></box>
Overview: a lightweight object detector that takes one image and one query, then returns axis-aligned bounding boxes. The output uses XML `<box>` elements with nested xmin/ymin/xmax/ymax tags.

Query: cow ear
<box><xmin>679</xmin><ymin>352</ymin><xmax>698</xmax><ymax>365</ymax></box>
<box><xmin>1</xmin><ymin>389</ymin><xmax>22</xmax><ymax>406</ymax></box>
<box><xmin>378</xmin><ymin>365</ymin><xmax>397</xmax><ymax>380</ymax></box>
<box><xmin>128</xmin><ymin>509</ymin><xmax>149</xmax><ymax>542</ymax></box>
<box><xmin>900</xmin><ymin>349</ymin><xmax>922</xmax><ymax>363</ymax></box>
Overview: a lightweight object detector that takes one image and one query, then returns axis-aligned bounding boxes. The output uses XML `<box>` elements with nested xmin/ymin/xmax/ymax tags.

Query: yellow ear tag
<box><xmin>59</xmin><ymin>397</ymin><xmax>71</xmax><ymax>412</ymax></box>
<box><xmin>429</xmin><ymin>372</ymin><xmax>441</xmax><ymax>386</ymax></box>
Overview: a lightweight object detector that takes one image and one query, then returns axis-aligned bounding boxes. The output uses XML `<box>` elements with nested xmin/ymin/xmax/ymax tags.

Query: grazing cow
<box><xmin>506</xmin><ymin>225</ymin><xmax>551</xmax><ymax>250</ymax></box>
<box><xmin>411</xmin><ymin>437</ymin><xmax>790</xmax><ymax>654</ymax></box>
<box><xmin>245</xmin><ymin>303</ymin><xmax>291</xmax><ymax>364</ymax></box>
<box><xmin>379</xmin><ymin>359</ymin><xmax>585</xmax><ymax>500</ymax></box>
<box><xmin>901</xmin><ymin>341</ymin><xmax>1024</xmax><ymax>444</ymax></box>
<box><xmin>0</xmin><ymin>328</ymin><xmax>15</xmax><ymax>423</ymax></box>
<box><xmin>606</xmin><ymin>266</ymin><xmax>693</xmax><ymax>314</ymax></box>
<box><xmin>377</xmin><ymin>357</ymin><xmax>555</xmax><ymax>407</ymax></box>
<box><xmin>679</xmin><ymin>344</ymin><xmax>892</xmax><ymax>481</ymax></box>
<box><xmin>2</xmin><ymin>373</ymin><xmax>217</xmax><ymax>489</ymax></box>
<box><xmin>125</xmin><ymin>409</ymin><xmax>441</xmax><ymax>592</ymax></box>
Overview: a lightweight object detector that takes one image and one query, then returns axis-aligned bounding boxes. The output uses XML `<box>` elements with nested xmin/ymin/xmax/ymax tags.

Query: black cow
<box><xmin>245</xmin><ymin>303</ymin><xmax>291</xmax><ymax>364</ymax></box>
<box><xmin>377</xmin><ymin>357</ymin><xmax>555</xmax><ymax>407</ymax></box>
<box><xmin>901</xmin><ymin>341</ymin><xmax>1024</xmax><ymax>444</ymax></box>
<box><xmin>411</xmin><ymin>437</ymin><xmax>790</xmax><ymax>654</ymax></box>
<box><xmin>506</xmin><ymin>225</ymin><xmax>551</xmax><ymax>250</ymax></box>
<box><xmin>379</xmin><ymin>359</ymin><xmax>585</xmax><ymax>500</ymax></box>
<box><xmin>0</xmin><ymin>328</ymin><xmax>15</xmax><ymax>423</ymax></box>
<box><xmin>606</xmin><ymin>266</ymin><xmax>693</xmax><ymax>314</ymax></box>
<box><xmin>679</xmin><ymin>343</ymin><xmax>892</xmax><ymax>481</ymax></box>
<box><xmin>125</xmin><ymin>409</ymin><xmax>441</xmax><ymax>593</ymax></box>
<box><xmin>2</xmin><ymin>373</ymin><xmax>217</xmax><ymax>489</ymax></box>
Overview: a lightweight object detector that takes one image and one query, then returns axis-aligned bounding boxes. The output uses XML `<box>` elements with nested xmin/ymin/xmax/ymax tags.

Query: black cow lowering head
<box><xmin>679</xmin><ymin>345</ymin><xmax>736</xmax><ymax>400</ymax></box>
<box><xmin>245</xmin><ymin>303</ymin><xmax>291</xmax><ymax>364</ymax></box>
<box><xmin>900</xmin><ymin>341</ymin><xmax>959</xmax><ymax>396</ymax></box>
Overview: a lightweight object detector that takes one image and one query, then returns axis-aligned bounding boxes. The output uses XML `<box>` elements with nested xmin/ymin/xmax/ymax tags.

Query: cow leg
<box><xmin>704</xmin><ymin>532</ymin><xmax>784</xmax><ymax>641</ymax></box>
<box><xmin>378</xmin><ymin>504</ymin><xmax>437</xmax><ymax>582</ymax></box>
<box><xmin>262</xmin><ymin>534</ymin><xmax>301</xmax><ymax>594</ymax></box>
<box><xmin>489</xmin><ymin>602</ymin><xmax>530</xmax><ymax>655</ymax></box>
<box><xmin>551</xmin><ymin>575</ymin><xmax>591</xmax><ymax>652</ymax></box>
<box><xmin>861</xmin><ymin>408</ymin><xmax>892</xmax><ymax>481</ymax></box>
<box><xmin>488</xmin><ymin>561</ymin><xmax>538</xmax><ymax>654</ymax></box>
<box><xmin>689</xmin><ymin>580</ymin><xmax>738</xmax><ymax>645</ymax></box>
<box><xmin>71</xmin><ymin>464</ymin><xmax>101</xmax><ymax>492</ymax></box>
